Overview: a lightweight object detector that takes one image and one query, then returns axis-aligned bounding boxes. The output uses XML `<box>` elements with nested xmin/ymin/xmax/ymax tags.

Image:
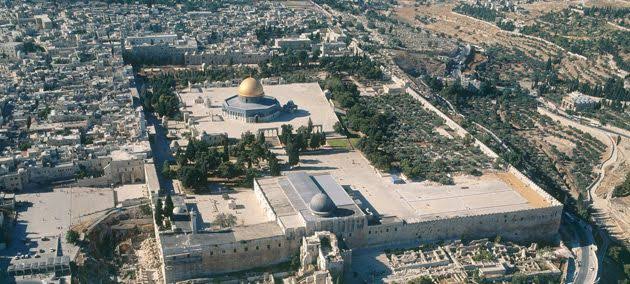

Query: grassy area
<box><xmin>327</xmin><ymin>138</ymin><xmax>360</xmax><ymax>149</ymax></box>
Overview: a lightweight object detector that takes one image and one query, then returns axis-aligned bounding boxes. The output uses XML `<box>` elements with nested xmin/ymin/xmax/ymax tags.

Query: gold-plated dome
<box><xmin>237</xmin><ymin>77</ymin><xmax>264</xmax><ymax>98</ymax></box>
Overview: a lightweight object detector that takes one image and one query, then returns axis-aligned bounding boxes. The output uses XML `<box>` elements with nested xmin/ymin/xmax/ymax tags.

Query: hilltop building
<box><xmin>222</xmin><ymin>78</ymin><xmax>284</xmax><ymax>123</ymax></box>
<box><xmin>155</xmin><ymin>171</ymin><xmax>562</xmax><ymax>282</ymax></box>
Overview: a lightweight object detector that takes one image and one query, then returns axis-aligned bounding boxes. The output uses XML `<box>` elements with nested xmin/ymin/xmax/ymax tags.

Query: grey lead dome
<box><xmin>309</xmin><ymin>193</ymin><xmax>335</xmax><ymax>216</ymax></box>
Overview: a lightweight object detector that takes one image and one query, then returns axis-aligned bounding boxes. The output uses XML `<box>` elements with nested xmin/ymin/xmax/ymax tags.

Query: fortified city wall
<box><xmin>161</xmin><ymin>229</ymin><xmax>301</xmax><ymax>282</ymax></box>
<box><xmin>365</xmin><ymin>205</ymin><xmax>563</xmax><ymax>246</ymax></box>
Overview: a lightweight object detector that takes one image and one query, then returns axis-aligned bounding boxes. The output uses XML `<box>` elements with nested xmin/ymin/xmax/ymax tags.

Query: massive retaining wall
<box><xmin>365</xmin><ymin>204</ymin><xmax>563</xmax><ymax>246</ymax></box>
<box><xmin>162</xmin><ymin>229</ymin><xmax>301</xmax><ymax>283</ymax></box>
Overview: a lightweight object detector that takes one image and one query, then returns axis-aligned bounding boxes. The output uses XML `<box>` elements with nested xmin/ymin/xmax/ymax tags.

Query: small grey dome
<box><xmin>309</xmin><ymin>193</ymin><xmax>335</xmax><ymax>216</ymax></box>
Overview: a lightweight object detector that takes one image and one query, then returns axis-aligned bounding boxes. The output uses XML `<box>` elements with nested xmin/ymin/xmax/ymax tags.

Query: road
<box><xmin>591</xmin><ymin>135</ymin><xmax>618</xmax><ymax>204</ymax></box>
<box><xmin>147</xmin><ymin>113</ymin><xmax>176</xmax><ymax>195</ymax></box>
<box><xmin>563</xmin><ymin>213</ymin><xmax>599</xmax><ymax>284</ymax></box>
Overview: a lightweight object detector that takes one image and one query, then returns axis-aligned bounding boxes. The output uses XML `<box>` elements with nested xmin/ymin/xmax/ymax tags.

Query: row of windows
<box><xmin>368</xmin><ymin>227</ymin><xmax>398</xmax><ymax>235</ymax></box>
<box><xmin>206</xmin><ymin>242</ymin><xmax>285</xmax><ymax>256</ymax></box>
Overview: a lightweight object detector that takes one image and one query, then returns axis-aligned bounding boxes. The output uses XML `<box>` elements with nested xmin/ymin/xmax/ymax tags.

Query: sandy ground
<box><xmin>596</xmin><ymin>137</ymin><xmax>629</xmax><ymax>198</ymax></box>
<box><xmin>543</xmin><ymin>135</ymin><xmax>576</xmax><ymax>156</ymax></box>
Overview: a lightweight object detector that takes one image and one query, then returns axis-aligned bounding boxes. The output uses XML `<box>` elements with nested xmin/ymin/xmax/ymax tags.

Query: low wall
<box><xmin>507</xmin><ymin>165</ymin><xmax>562</xmax><ymax>206</ymax></box>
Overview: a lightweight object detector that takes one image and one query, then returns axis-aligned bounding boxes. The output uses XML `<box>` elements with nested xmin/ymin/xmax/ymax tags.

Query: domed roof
<box><xmin>309</xmin><ymin>193</ymin><xmax>335</xmax><ymax>215</ymax></box>
<box><xmin>237</xmin><ymin>77</ymin><xmax>264</xmax><ymax>98</ymax></box>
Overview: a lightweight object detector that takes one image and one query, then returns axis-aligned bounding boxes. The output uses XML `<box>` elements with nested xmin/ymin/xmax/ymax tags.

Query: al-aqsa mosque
<box><xmin>222</xmin><ymin>77</ymin><xmax>286</xmax><ymax>123</ymax></box>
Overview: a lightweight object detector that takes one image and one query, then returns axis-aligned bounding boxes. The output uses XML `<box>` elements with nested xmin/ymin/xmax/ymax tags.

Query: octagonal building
<box><xmin>222</xmin><ymin>77</ymin><xmax>282</xmax><ymax>123</ymax></box>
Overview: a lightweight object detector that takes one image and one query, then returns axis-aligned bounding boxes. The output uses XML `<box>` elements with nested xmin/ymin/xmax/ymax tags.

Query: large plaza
<box><xmin>179</xmin><ymin>82</ymin><xmax>340</xmax><ymax>138</ymax></box>
<box><xmin>160</xmin><ymin>79</ymin><xmax>563</xmax><ymax>282</ymax></box>
<box><xmin>273</xmin><ymin>148</ymin><xmax>551</xmax><ymax>221</ymax></box>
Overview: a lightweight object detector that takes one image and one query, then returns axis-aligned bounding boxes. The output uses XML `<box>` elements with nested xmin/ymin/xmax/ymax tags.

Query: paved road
<box><xmin>591</xmin><ymin>135</ymin><xmax>617</xmax><ymax>203</ymax></box>
<box><xmin>147</xmin><ymin>113</ymin><xmax>175</xmax><ymax>195</ymax></box>
<box><xmin>564</xmin><ymin>213</ymin><xmax>598</xmax><ymax>284</ymax></box>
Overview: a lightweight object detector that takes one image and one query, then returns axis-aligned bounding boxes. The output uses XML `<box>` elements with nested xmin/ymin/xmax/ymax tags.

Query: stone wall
<box><xmin>184</xmin><ymin>51</ymin><xmax>270</xmax><ymax>66</ymax></box>
<box><xmin>162</xmin><ymin>231</ymin><xmax>300</xmax><ymax>283</ymax></box>
<box><xmin>73</xmin><ymin>175</ymin><xmax>113</xmax><ymax>188</ymax></box>
<box><xmin>365</xmin><ymin>205</ymin><xmax>563</xmax><ymax>247</ymax></box>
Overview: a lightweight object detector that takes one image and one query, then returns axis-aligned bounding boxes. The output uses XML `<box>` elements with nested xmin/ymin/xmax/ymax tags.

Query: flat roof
<box><xmin>312</xmin><ymin>174</ymin><xmax>354</xmax><ymax>207</ymax></box>
<box><xmin>161</xmin><ymin>222</ymin><xmax>285</xmax><ymax>250</ymax></box>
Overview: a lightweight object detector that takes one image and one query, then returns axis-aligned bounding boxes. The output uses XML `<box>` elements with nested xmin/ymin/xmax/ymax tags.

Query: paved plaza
<box><xmin>1</xmin><ymin>186</ymin><xmax>115</xmax><ymax>263</ymax></box>
<box><xmin>275</xmin><ymin>148</ymin><xmax>551</xmax><ymax>221</ymax></box>
<box><xmin>179</xmin><ymin>83</ymin><xmax>340</xmax><ymax>138</ymax></box>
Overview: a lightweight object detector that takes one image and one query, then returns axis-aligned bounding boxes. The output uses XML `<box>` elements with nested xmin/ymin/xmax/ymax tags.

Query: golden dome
<box><xmin>237</xmin><ymin>77</ymin><xmax>264</xmax><ymax>98</ymax></box>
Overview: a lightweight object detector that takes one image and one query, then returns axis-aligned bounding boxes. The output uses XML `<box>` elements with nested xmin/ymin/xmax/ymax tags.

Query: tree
<box><xmin>214</xmin><ymin>213</ymin><xmax>237</xmax><ymax>228</ymax></box>
<box><xmin>218</xmin><ymin>161</ymin><xmax>238</xmax><ymax>180</ymax></box>
<box><xmin>161</xmin><ymin>161</ymin><xmax>172</xmax><ymax>178</ymax></box>
<box><xmin>242</xmin><ymin>168</ymin><xmax>259</xmax><ymax>187</ymax></box>
<box><xmin>155</xmin><ymin>198</ymin><xmax>164</xmax><ymax>228</ymax></box>
<box><xmin>309</xmin><ymin>132</ymin><xmax>321</xmax><ymax>149</ymax></box>
<box><xmin>65</xmin><ymin>230</ymin><xmax>80</xmax><ymax>244</ymax></box>
<box><xmin>201</xmin><ymin>149</ymin><xmax>221</xmax><ymax>173</ymax></box>
<box><xmin>294</xmin><ymin>132</ymin><xmax>307</xmax><ymax>152</ymax></box>
<box><xmin>280</xmin><ymin>124</ymin><xmax>294</xmax><ymax>145</ymax></box>
<box><xmin>319</xmin><ymin>132</ymin><xmax>327</xmax><ymax>146</ymax></box>
<box><xmin>312</xmin><ymin>49</ymin><xmax>321</xmax><ymax>60</ymax></box>
<box><xmin>269</xmin><ymin>154</ymin><xmax>281</xmax><ymax>176</ymax></box>
<box><xmin>241</xmin><ymin>131</ymin><xmax>255</xmax><ymax>145</ymax></box>
<box><xmin>185</xmin><ymin>138</ymin><xmax>197</xmax><ymax>161</ymax></box>
<box><xmin>256</xmin><ymin>132</ymin><xmax>266</xmax><ymax>146</ymax></box>
<box><xmin>286</xmin><ymin>141</ymin><xmax>300</xmax><ymax>166</ymax></box>
<box><xmin>307</xmin><ymin>118</ymin><xmax>314</xmax><ymax>134</ymax></box>
<box><xmin>164</xmin><ymin>194</ymin><xmax>174</xmax><ymax>219</ymax></box>
<box><xmin>222</xmin><ymin>144</ymin><xmax>230</xmax><ymax>162</ymax></box>
<box><xmin>333</xmin><ymin>121</ymin><xmax>346</xmax><ymax>135</ymax></box>
<box><xmin>179</xmin><ymin>166</ymin><xmax>206</xmax><ymax>189</ymax></box>
<box><xmin>176</xmin><ymin>150</ymin><xmax>188</xmax><ymax>167</ymax></box>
